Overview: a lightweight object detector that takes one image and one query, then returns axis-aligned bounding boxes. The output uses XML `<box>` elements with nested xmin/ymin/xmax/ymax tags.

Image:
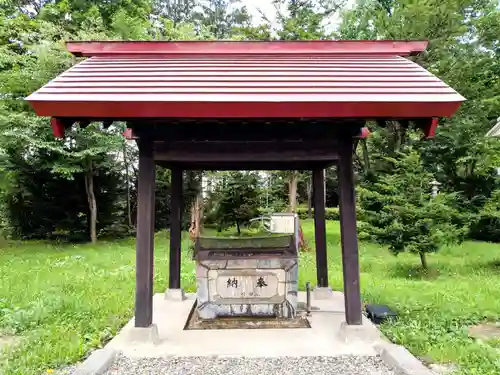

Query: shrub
<box><xmin>296</xmin><ymin>206</ymin><xmax>365</xmax><ymax>221</ymax></box>
<box><xmin>469</xmin><ymin>190</ymin><xmax>500</xmax><ymax>242</ymax></box>
<box><xmin>296</xmin><ymin>207</ymin><xmax>338</xmax><ymax>220</ymax></box>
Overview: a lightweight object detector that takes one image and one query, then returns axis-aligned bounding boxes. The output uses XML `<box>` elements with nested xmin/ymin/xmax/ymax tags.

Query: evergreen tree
<box><xmin>359</xmin><ymin>150</ymin><xmax>467</xmax><ymax>269</ymax></box>
<box><xmin>210</xmin><ymin>171</ymin><xmax>261</xmax><ymax>235</ymax></box>
<box><xmin>338</xmin><ymin>0</ymin><xmax>500</xmax><ymax>240</ymax></box>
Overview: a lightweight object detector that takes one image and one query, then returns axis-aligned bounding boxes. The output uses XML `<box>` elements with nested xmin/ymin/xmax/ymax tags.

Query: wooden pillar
<box><xmin>169</xmin><ymin>167</ymin><xmax>183</xmax><ymax>289</ymax></box>
<box><xmin>338</xmin><ymin>141</ymin><xmax>363</xmax><ymax>325</ymax></box>
<box><xmin>135</xmin><ymin>138</ymin><xmax>156</xmax><ymax>328</ymax></box>
<box><xmin>313</xmin><ymin>168</ymin><xmax>328</xmax><ymax>287</ymax></box>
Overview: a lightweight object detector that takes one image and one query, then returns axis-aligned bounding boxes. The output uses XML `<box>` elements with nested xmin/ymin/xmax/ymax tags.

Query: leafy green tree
<box><xmin>4</xmin><ymin>120</ymin><xmax>123</xmax><ymax>243</ymax></box>
<box><xmin>270</xmin><ymin>0</ymin><xmax>343</xmax><ymax>40</ymax></box>
<box><xmin>0</xmin><ymin>2</ymin><xmax>224</xmax><ymax>243</ymax></box>
<box><xmin>0</xmin><ymin>0</ymin><xmax>48</xmax><ymax>15</ymax></box>
<box><xmin>39</xmin><ymin>0</ymin><xmax>153</xmax><ymax>30</ymax></box>
<box><xmin>195</xmin><ymin>0</ymin><xmax>251</xmax><ymax>39</ymax></box>
<box><xmin>153</xmin><ymin>0</ymin><xmax>198</xmax><ymax>25</ymax></box>
<box><xmin>0</xmin><ymin>17</ymin><xmax>129</xmax><ymax>242</ymax></box>
<box><xmin>0</xmin><ymin>113</ymin><xmax>127</xmax><ymax>241</ymax></box>
<box><xmin>211</xmin><ymin>171</ymin><xmax>261</xmax><ymax>235</ymax></box>
<box><xmin>111</xmin><ymin>7</ymin><xmax>152</xmax><ymax>40</ymax></box>
<box><xmin>154</xmin><ymin>18</ymin><xmax>215</xmax><ymax>40</ymax></box>
<box><xmin>359</xmin><ymin>150</ymin><xmax>467</xmax><ymax>269</ymax></box>
<box><xmin>231</xmin><ymin>24</ymin><xmax>272</xmax><ymax>41</ymax></box>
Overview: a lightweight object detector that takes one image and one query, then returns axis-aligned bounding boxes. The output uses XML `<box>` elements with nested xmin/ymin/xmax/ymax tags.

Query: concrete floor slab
<box><xmin>107</xmin><ymin>292</ymin><xmax>383</xmax><ymax>358</ymax></box>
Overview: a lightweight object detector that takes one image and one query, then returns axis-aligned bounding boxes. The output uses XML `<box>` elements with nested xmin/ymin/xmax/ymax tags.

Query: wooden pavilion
<box><xmin>26</xmin><ymin>40</ymin><xmax>464</xmax><ymax>330</ymax></box>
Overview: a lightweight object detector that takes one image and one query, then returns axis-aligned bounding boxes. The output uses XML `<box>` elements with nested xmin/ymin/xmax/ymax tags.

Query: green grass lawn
<box><xmin>1</xmin><ymin>220</ymin><xmax>500</xmax><ymax>374</ymax></box>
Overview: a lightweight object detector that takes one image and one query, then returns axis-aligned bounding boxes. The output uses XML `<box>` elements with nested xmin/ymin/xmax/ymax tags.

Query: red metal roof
<box><xmin>26</xmin><ymin>41</ymin><xmax>464</xmax><ymax>119</ymax></box>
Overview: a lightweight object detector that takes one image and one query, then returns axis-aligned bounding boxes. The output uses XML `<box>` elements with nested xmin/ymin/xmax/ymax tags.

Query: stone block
<box><xmin>197</xmin><ymin>302</ymin><xmax>218</xmax><ymax>319</ymax></box>
<box><xmin>196</xmin><ymin>265</ymin><xmax>209</xmax><ymax>278</ymax></box>
<box><xmin>226</xmin><ymin>259</ymin><xmax>259</xmax><ymax>269</ymax></box>
<box><xmin>199</xmin><ymin>260</ymin><xmax>228</xmax><ymax>269</ymax></box>
<box><xmin>287</xmin><ymin>290</ymin><xmax>298</xmax><ymax>311</ymax></box>
<box><xmin>286</xmin><ymin>264</ymin><xmax>299</xmax><ymax>284</ymax></box>
<box><xmin>257</xmin><ymin>259</ymin><xmax>284</xmax><ymax>269</ymax></box>
<box><xmin>196</xmin><ymin>278</ymin><xmax>209</xmax><ymax>301</ymax></box>
<box><xmin>195</xmin><ymin>249</ymin><xmax>298</xmax><ymax>320</ymax></box>
<box><xmin>283</xmin><ymin>258</ymin><xmax>298</xmax><ymax>270</ymax></box>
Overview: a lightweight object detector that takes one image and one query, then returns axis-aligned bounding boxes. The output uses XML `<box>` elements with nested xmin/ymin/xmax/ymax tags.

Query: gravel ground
<box><xmin>63</xmin><ymin>366</ymin><xmax>79</xmax><ymax>374</ymax></box>
<box><xmin>103</xmin><ymin>355</ymin><xmax>397</xmax><ymax>375</ymax></box>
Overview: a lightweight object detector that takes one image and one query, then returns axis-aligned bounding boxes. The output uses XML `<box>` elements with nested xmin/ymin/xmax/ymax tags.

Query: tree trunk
<box><xmin>419</xmin><ymin>251</ymin><xmax>428</xmax><ymax>270</ymax></box>
<box><xmin>84</xmin><ymin>160</ymin><xmax>98</xmax><ymax>244</ymax></box>
<box><xmin>361</xmin><ymin>139</ymin><xmax>371</xmax><ymax>175</ymax></box>
<box><xmin>236</xmin><ymin>221</ymin><xmax>241</xmax><ymax>236</ymax></box>
<box><xmin>288</xmin><ymin>171</ymin><xmax>307</xmax><ymax>251</ymax></box>
<box><xmin>123</xmin><ymin>141</ymin><xmax>132</xmax><ymax>228</ymax></box>
<box><xmin>386</xmin><ymin>120</ymin><xmax>407</xmax><ymax>154</ymax></box>
<box><xmin>288</xmin><ymin>171</ymin><xmax>298</xmax><ymax>213</ymax></box>
<box><xmin>189</xmin><ymin>189</ymin><xmax>204</xmax><ymax>241</ymax></box>
<box><xmin>394</xmin><ymin>122</ymin><xmax>406</xmax><ymax>153</ymax></box>
<box><xmin>188</xmin><ymin>172</ymin><xmax>203</xmax><ymax>240</ymax></box>
<box><xmin>306</xmin><ymin>177</ymin><xmax>312</xmax><ymax>219</ymax></box>
<box><xmin>297</xmin><ymin>220</ymin><xmax>309</xmax><ymax>252</ymax></box>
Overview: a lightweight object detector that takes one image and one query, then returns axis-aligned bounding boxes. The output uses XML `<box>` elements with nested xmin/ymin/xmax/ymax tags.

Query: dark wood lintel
<box><xmin>153</xmin><ymin>140</ymin><xmax>339</xmax><ymax>163</ymax></box>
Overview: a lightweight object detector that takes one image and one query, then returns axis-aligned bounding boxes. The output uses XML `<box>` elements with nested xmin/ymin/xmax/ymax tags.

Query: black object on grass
<box><xmin>365</xmin><ymin>304</ymin><xmax>398</xmax><ymax>325</ymax></box>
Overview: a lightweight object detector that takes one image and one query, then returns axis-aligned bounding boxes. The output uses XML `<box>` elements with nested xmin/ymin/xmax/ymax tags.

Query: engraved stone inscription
<box><xmin>210</xmin><ymin>270</ymin><xmax>285</xmax><ymax>300</ymax></box>
<box><xmin>256</xmin><ymin>277</ymin><xmax>268</xmax><ymax>288</ymax></box>
<box><xmin>227</xmin><ymin>277</ymin><xmax>238</xmax><ymax>288</ymax></box>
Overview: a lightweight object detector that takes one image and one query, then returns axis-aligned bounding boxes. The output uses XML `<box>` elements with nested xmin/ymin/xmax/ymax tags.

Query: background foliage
<box><xmin>0</xmin><ymin>0</ymin><xmax>498</xmax><ymax>252</ymax></box>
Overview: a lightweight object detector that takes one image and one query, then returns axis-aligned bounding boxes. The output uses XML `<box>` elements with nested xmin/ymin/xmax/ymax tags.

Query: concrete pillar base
<box><xmin>164</xmin><ymin>288</ymin><xmax>187</xmax><ymax>301</ymax></box>
<box><xmin>338</xmin><ymin>321</ymin><xmax>381</xmax><ymax>343</ymax></box>
<box><xmin>127</xmin><ymin>324</ymin><xmax>160</xmax><ymax>345</ymax></box>
<box><xmin>313</xmin><ymin>286</ymin><xmax>333</xmax><ymax>300</ymax></box>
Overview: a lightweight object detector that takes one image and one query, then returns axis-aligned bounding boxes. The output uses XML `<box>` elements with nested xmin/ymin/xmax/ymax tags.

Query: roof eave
<box><xmin>26</xmin><ymin>97</ymin><xmax>463</xmax><ymax>119</ymax></box>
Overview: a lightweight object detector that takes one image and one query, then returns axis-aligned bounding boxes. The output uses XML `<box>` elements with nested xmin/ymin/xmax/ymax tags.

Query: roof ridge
<box><xmin>65</xmin><ymin>40</ymin><xmax>429</xmax><ymax>58</ymax></box>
